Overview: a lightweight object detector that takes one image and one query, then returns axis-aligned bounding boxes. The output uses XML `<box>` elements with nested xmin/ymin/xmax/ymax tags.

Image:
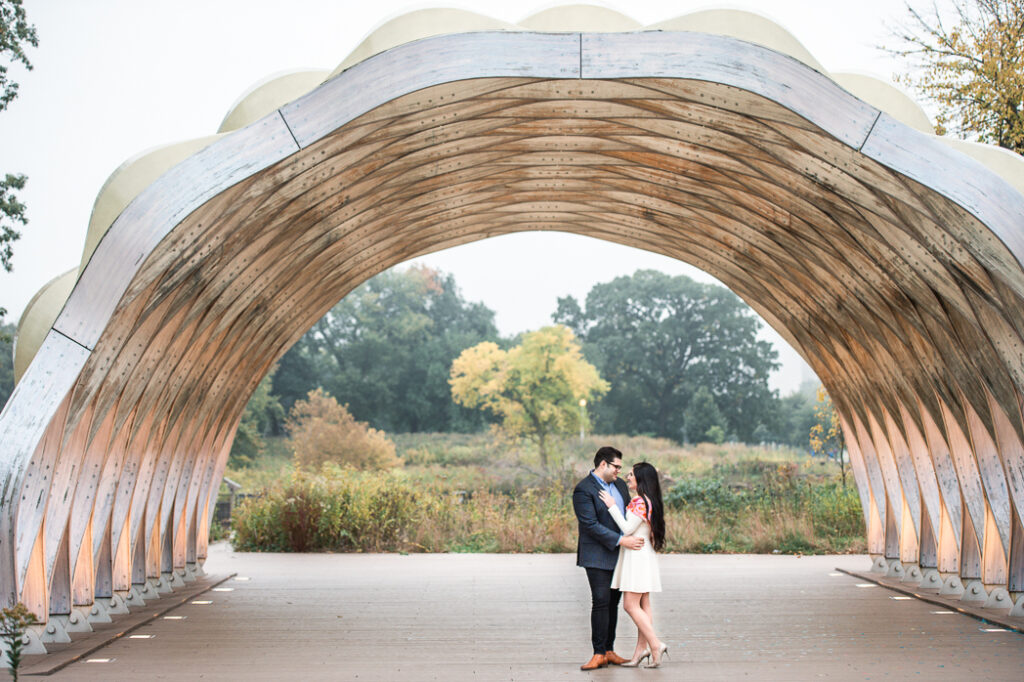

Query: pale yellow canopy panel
<box><xmin>80</xmin><ymin>135</ymin><xmax>224</xmax><ymax>273</ymax></box>
<box><xmin>518</xmin><ymin>4</ymin><xmax>642</xmax><ymax>32</ymax></box>
<box><xmin>13</xmin><ymin>269</ymin><xmax>77</xmax><ymax>383</ymax></box>
<box><xmin>218</xmin><ymin>70</ymin><xmax>331</xmax><ymax>134</ymax></box>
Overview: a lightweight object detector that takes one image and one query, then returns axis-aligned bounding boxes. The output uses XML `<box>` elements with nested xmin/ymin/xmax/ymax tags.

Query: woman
<box><xmin>597</xmin><ymin>461</ymin><xmax>668</xmax><ymax>668</ymax></box>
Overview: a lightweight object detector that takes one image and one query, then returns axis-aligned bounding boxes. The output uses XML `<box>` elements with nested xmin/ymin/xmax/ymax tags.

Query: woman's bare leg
<box><xmin>640</xmin><ymin>592</ymin><xmax>653</xmax><ymax>626</ymax></box>
<box><xmin>629</xmin><ymin>592</ymin><xmax>653</xmax><ymax>659</ymax></box>
<box><xmin>639</xmin><ymin>593</ymin><xmax>657</xmax><ymax>658</ymax></box>
<box><xmin>631</xmin><ymin>618</ymin><xmax>648</xmax><ymax>661</ymax></box>
<box><xmin>620</xmin><ymin>592</ymin><xmax>648</xmax><ymax>660</ymax></box>
<box><xmin>633</xmin><ymin>631</ymin><xmax>648</xmax><ymax>661</ymax></box>
<box><xmin>623</xmin><ymin>592</ymin><xmax>662</xmax><ymax>660</ymax></box>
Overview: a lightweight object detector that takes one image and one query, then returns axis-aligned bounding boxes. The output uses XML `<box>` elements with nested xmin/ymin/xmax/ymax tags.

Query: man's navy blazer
<box><xmin>573</xmin><ymin>473</ymin><xmax>630</xmax><ymax>571</ymax></box>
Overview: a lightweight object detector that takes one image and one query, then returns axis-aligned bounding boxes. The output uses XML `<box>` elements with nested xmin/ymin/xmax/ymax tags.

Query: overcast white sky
<box><xmin>0</xmin><ymin>0</ymin><xmax>923</xmax><ymax>394</ymax></box>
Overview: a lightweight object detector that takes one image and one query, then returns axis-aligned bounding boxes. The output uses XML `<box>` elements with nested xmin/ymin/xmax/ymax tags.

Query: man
<box><xmin>572</xmin><ymin>446</ymin><xmax>644</xmax><ymax>670</ymax></box>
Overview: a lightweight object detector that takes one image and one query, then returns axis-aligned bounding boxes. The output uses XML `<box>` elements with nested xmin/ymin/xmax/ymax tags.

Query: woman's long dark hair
<box><xmin>633</xmin><ymin>462</ymin><xmax>665</xmax><ymax>552</ymax></box>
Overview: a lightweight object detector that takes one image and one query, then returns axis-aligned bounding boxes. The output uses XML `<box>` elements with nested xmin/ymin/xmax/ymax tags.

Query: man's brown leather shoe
<box><xmin>580</xmin><ymin>654</ymin><xmax>608</xmax><ymax>670</ymax></box>
<box><xmin>604</xmin><ymin>651</ymin><xmax>629</xmax><ymax>665</ymax></box>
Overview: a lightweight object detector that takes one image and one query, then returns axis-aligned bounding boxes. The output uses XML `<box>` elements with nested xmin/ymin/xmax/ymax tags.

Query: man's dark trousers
<box><xmin>584</xmin><ymin>567</ymin><xmax>621</xmax><ymax>654</ymax></box>
<box><xmin>572</xmin><ymin>473</ymin><xmax>630</xmax><ymax>655</ymax></box>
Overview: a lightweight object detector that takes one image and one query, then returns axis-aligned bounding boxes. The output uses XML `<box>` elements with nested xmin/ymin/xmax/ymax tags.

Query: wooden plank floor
<box><xmin>41</xmin><ymin>544</ymin><xmax>1024</xmax><ymax>680</ymax></box>
<box><xmin>18</xmin><ymin>573</ymin><xmax>234</xmax><ymax>676</ymax></box>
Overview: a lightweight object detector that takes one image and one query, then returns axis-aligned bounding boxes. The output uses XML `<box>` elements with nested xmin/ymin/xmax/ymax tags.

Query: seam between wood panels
<box><xmin>578</xmin><ymin>33</ymin><xmax>583</xmax><ymax>79</ymax></box>
<box><xmin>277</xmin><ymin>109</ymin><xmax>302</xmax><ymax>151</ymax></box>
<box><xmin>51</xmin><ymin>326</ymin><xmax>94</xmax><ymax>354</ymax></box>
<box><xmin>857</xmin><ymin>110</ymin><xmax>882</xmax><ymax>152</ymax></box>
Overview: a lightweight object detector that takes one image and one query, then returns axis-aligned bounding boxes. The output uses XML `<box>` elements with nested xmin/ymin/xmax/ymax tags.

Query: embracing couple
<box><xmin>573</xmin><ymin>446</ymin><xmax>669</xmax><ymax>670</ymax></box>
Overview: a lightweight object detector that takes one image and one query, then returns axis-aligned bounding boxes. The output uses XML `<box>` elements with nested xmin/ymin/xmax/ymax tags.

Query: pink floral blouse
<box><xmin>626</xmin><ymin>496</ymin><xmax>649</xmax><ymax>521</ymax></box>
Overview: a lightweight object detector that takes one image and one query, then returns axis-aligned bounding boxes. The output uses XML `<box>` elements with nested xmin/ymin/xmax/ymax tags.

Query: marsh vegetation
<box><xmin>225</xmin><ymin>433</ymin><xmax>864</xmax><ymax>555</ymax></box>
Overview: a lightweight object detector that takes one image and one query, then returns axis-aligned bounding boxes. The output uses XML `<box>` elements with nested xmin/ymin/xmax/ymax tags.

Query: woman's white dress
<box><xmin>609</xmin><ymin>496</ymin><xmax>662</xmax><ymax>593</ymax></box>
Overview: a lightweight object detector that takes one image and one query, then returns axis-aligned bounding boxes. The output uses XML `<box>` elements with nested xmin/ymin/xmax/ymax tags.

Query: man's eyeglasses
<box><xmin>610</xmin><ymin>464</ymin><xmax>622</xmax><ymax>471</ymax></box>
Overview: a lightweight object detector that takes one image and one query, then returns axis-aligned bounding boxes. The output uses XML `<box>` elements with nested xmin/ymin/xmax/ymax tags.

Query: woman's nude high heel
<box><xmin>643</xmin><ymin>643</ymin><xmax>669</xmax><ymax>668</ymax></box>
<box><xmin>620</xmin><ymin>648</ymin><xmax>651</xmax><ymax>667</ymax></box>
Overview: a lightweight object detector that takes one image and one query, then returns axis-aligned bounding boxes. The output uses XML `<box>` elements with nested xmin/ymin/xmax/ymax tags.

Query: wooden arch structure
<box><xmin>3</xmin><ymin>22</ymin><xmax>1024</xmax><ymax>644</ymax></box>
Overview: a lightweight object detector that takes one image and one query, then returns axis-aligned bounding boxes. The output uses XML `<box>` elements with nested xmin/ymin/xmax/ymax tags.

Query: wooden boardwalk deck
<box><xmin>37</xmin><ymin>544</ymin><xmax>1024</xmax><ymax>680</ymax></box>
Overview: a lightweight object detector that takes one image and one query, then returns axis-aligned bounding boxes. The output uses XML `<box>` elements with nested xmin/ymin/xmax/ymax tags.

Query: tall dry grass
<box><xmin>227</xmin><ymin>433</ymin><xmax>865</xmax><ymax>555</ymax></box>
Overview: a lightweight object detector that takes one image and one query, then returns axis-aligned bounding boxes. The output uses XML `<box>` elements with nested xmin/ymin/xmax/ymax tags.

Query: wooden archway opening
<box><xmin>3</xmin><ymin>31</ymin><xmax>1024</xmax><ymax>627</ymax></box>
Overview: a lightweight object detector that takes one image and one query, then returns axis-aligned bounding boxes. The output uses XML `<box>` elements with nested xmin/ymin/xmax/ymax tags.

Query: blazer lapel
<box><xmin>586</xmin><ymin>475</ymin><xmax>614</xmax><ymax>527</ymax></box>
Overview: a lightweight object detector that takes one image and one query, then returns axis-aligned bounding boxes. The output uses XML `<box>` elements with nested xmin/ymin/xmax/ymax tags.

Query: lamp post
<box><xmin>579</xmin><ymin>398</ymin><xmax>587</xmax><ymax>444</ymax></box>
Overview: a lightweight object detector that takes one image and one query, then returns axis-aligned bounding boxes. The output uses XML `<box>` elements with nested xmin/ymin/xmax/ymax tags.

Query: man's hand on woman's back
<box><xmin>619</xmin><ymin>536</ymin><xmax>644</xmax><ymax>550</ymax></box>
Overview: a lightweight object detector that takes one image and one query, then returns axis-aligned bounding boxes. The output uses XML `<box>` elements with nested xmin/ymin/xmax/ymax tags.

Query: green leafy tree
<box><xmin>809</xmin><ymin>386</ymin><xmax>848</xmax><ymax>487</ymax></box>
<box><xmin>684</xmin><ymin>386</ymin><xmax>727</xmax><ymax>444</ymax></box>
<box><xmin>450</xmin><ymin>325</ymin><xmax>609</xmax><ymax>466</ymax></box>
<box><xmin>229</xmin><ymin>365</ymin><xmax>286</xmax><ymax>468</ymax></box>
<box><xmin>555</xmin><ymin>270</ymin><xmax>779</xmax><ymax>442</ymax></box>
<box><xmin>889</xmin><ymin>0</ymin><xmax>1024</xmax><ymax>152</ymax></box>
<box><xmin>291</xmin><ymin>265</ymin><xmax>499</xmax><ymax>433</ymax></box>
<box><xmin>271</xmin><ymin>335</ymin><xmax>323</xmax><ymax>412</ymax></box>
<box><xmin>752</xmin><ymin>422</ymin><xmax>772</xmax><ymax>444</ymax></box>
<box><xmin>0</xmin><ymin>1</ymin><xmax>38</xmax><ymax>328</ymax></box>
<box><xmin>751</xmin><ymin>379</ymin><xmax>820</xmax><ymax>447</ymax></box>
<box><xmin>774</xmin><ymin>390</ymin><xmax>819</xmax><ymax>447</ymax></box>
<box><xmin>0</xmin><ymin>322</ymin><xmax>13</xmax><ymax>409</ymax></box>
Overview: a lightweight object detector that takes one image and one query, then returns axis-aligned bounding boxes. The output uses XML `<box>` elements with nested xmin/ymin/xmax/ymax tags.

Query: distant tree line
<box><xmin>221</xmin><ymin>266</ymin><xmax>821</xmax><ymax>467</ymax></box>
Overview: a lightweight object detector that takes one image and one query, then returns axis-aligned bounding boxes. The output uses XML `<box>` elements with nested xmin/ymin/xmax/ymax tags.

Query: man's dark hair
<box><xmin>594</xmin><ymin>446</ymin><xmax>622</xmax><ymax>469</ymax></box>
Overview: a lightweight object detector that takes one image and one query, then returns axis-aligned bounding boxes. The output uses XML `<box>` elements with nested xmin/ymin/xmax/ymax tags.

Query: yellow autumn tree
<box><xmin>287</xmin><ymin>388</ymin><xmax>400</xmax><ymax>471</ymax></box>
<box><xmin>809</xmin><ymin>386</ymin><xmax>848</xmax><ymax>487</ymax></box>
<box><xmin>889</xmin><ymin>0</ymin><xmax>1024</xmax><ymax>153</ymax></box>
<box><xmin>450</xmin><ymin>325</ymin><xmax>609</xmax><ymax>467</ymax></box>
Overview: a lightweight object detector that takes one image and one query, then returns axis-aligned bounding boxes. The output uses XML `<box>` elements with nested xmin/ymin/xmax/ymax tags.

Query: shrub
<box><xmin>809</xmin><ymin>482</ymin><xmax>864</xmax><ymax>539</ymax></box>
<box><xmin>231</xmin><ymin>467</ymin><xmax>424</xmax><ymax>552</ymax></box>
<box><xmin>399</xmin><ymin>434</ymin><xmax>493</xmax><ymax>467</ymax></box>
<box><xmin>665</xmin><ymin>478</ymin><xmax>743</xmax><ymax>513</ymax></box>
<box><xmin>662</xmin><ymin>459</ymin><xmax>865</xmax><ymax>553</ymax></box>
<box><xmin>704</xmin><ymin>424</ymin><xmax>726</xmax><ymax>445</ymax></box>
<box><xmin>449</xmin><ymin>531</ymin><xmax>500</xmax><ymax>553</ymax></box>
<box><xmin>287</xmin><ymin>389</ymin><xmax>399</xmax><ymax>470</ymax></box>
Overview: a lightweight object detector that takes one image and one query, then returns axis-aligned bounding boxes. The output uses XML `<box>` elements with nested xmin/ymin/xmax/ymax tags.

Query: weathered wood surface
<box><xmin>896</xmin><ymin>402</ymin><xmax>944</xmax><ymax>564</ymax></box>
<box><xmin>29</xmin><ymin>553</ymin><xmax>1024</xmax><ymax>681</ymax></box>
<box><xmin>0</xmin><ymin>334</ymin><xmax>88</xmax><ymax>608</ymax></box>
<box><xmin>841</xmin><ymin>418</ymin><xmax>885</xmax><ymax>555</ymax></box>
<box><xmin>2</xmin><ymin>30</ymin><xmax>1024</xmax><ymax>626</ymax></box>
